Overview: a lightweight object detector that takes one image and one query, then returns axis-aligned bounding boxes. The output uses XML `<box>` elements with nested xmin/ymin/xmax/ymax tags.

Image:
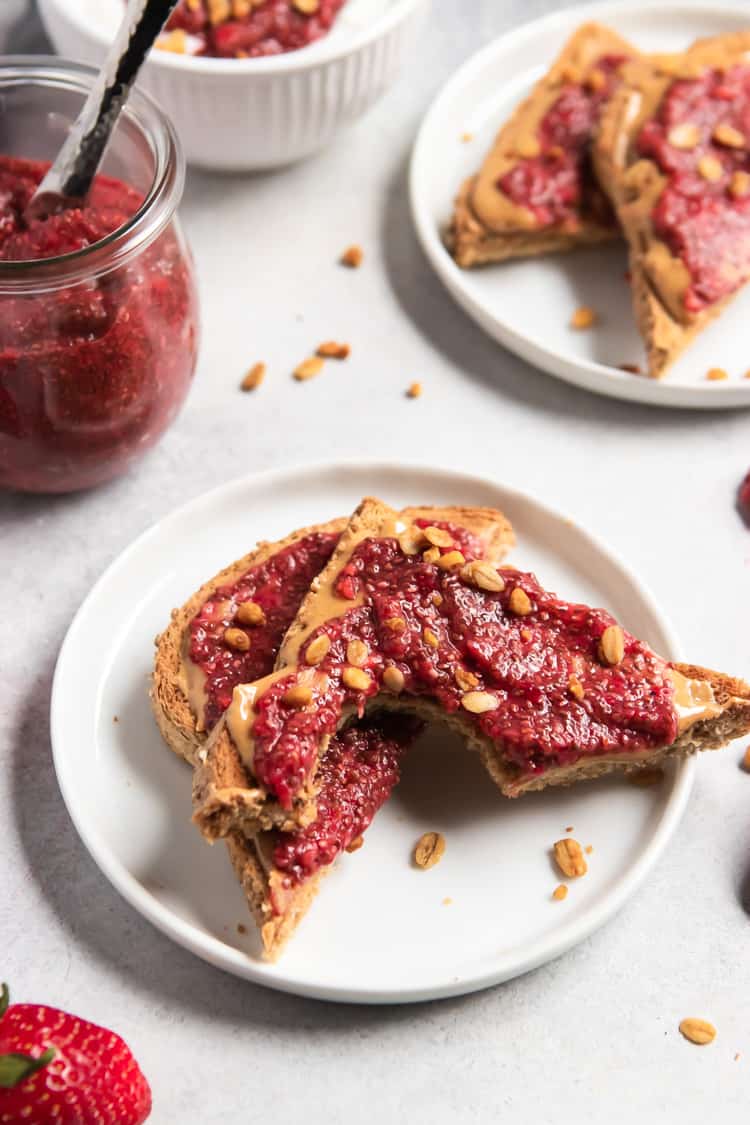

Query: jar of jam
<box><xmin>0</xmin><ymin>59</ymin><xmax>199</xmax><ymax>492</ymax></box>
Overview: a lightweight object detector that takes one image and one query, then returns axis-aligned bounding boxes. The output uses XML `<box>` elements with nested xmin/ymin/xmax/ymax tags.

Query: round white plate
<box><xmin>410</xmin><ymin>0</ymin><xmax>750</xmax><ymax>410</ymax></box>
<box><xmin>51</xmin><ymin>462</ymin><xmax>694</xmax><ymax>1003</ymax></box>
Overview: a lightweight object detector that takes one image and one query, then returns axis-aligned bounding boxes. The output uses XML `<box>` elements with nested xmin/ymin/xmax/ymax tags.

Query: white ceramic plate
<box><xmin>51</xmin><ymin>462</ymin><xmax>694</xmax><ymax>1003</ymax></box>
<box><xmin>410</xmin><ymin>0</ymin><xmax>750</xmax><ymax>410</ymax></box>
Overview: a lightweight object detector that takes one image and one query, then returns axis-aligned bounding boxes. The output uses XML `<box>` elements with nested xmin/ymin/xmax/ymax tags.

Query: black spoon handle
<box><xmin>29</xmin><ymin>0</ymin><xmax>181</xmax><ymax>214</ymax></box>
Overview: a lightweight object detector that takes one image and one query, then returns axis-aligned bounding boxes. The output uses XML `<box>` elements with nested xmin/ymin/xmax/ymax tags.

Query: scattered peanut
<box><xmin>342</xmin><ymin>666</ymin><xmax>373</xmax><ymax>692</ymax></box>
<box><xmin>713</xmin><ymin>122</ymin><xmax>745</xmax><ymax>148</ymax></box>
<box><xmin>294</xmin><ymin>356</ymin><xmax>325</xmax><ymax>381</ymax></box>
<box><xmin>406</xmin><ymin>381</ymin><xmax>423</xmax><ymax>398</ymax></box>
<box><xmin>698</xmin><ymin>154</ymin><xmax>723</xmax><ymax>182</ymax></box>
<box><xmin>423</xmin><ymin>628</ymin><xmax>440</xmax><ymax>649</ymax></box>
<box><xmin>240</xmin><ymin>362</ymin><xmax>266</xmax><ymax>391</ymax></box>
<box><xmin>706</xmin><ymin>367</ymin><xmax>728</xmax><ymax>381</ymax></box>
<box><xmin>346</xmin><ymin>639</ymin><xmax>369</xmax><ymax>667</ymax></box>
<box><xmin>568</xmin><ymin>675</ymin><xmax>585</xmax><ymax>701</ymax></box>
<box><xmin>462</xmin><ymin>560</ymin><xmax>505</xmax><ymax>592</ymax></box>
<box><xmin>454</xmin><ymin>666</ymin><xmax>479</xmax><ymax>691</ymax></box>
<box><xmin>553</xmin><ymin>837</ymin><xmax>587</xmax><ymax>878</ymax></box>
<box><xmin>346</xmin><ymin>835</ymin><xmax>364</xmax><ymax>853</ymax></box>
<box><xmin>341</xmin><ymin>244</ymin><xmax>363</xmax><ymax>268</ymax></box>
<box><xmin>317</xmin><ymin>341</ymin><xmax>350</xmax><ymax>359</ymax></box>
<box><xmin>383</xmin><ymin>666</ymin><xmax>405</xmax><ymax>693</ymax></box>
<box><xmin>413</xmin><ymin>831</ymin><xmax>446</xmax><ymax>870</ymax></box>
<box><xmin>741</xmin><ymin>745</ymin><xmax>750</xmax><ymax>771</ymax></box>
<box><xmin>552</xmin><ymin>884</ymin><xmax>568</xmax><ymax>901</ymax></box>
<box><xmin>667</xmin><ymin>122</ymin><xmax>701</xmax><ymax>150</ymax></box>
<box><xmin>437</xmin><ymin>550</ymin><xmax>466</xmax><ymax>571</ymax></box>
<box><xmin>423</xmin><ymin>525</ymin><xmax>454</xmax><ymax>548</ymax></box>
<box><xmin>570</xmin><ymin>305</ymin><xmax>597</xmax><ymax>330</ymax></box>
<box><xmin>679</xmin><ymin>1018</ymin><xmax>716</xmax><ymax>1046</ymax></box>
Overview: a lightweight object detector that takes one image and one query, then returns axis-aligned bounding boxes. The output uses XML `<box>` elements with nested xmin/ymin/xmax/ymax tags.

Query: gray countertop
<box><xmin>2</xmin><ymin>2</ymin><xmax>749</xmax><ymax>1121</ymax></box>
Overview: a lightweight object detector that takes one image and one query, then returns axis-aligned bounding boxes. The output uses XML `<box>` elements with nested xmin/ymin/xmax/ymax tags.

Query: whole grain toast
<box><xmin>451</xmin><ymin>22</ymin><xmax>636</xmax><ymax>268</ymax></box>
<box><xmin>154</xmin><ymin>504</ymin><xmax>514</xmax><ymax>956</ymax></box>
<box><xmin>594</xmin><ymin>32</ymin><xmax>750</xmax><ymax>377</ymax></box>
<box><xmin>194</xmin><ymin>497</ymin><xmax>750</xmax><ymax>848</ymax></box>
<box><xmin>191</xmin><ymin>500</ymin><xmax>516</xmax><ymax>841</ymax></box>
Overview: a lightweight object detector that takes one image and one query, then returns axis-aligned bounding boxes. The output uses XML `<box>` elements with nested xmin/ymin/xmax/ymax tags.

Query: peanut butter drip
<box><xmin>669</xmin><ymin>669</ymin><xmax>721</xmax><ymax>734</ymax></box>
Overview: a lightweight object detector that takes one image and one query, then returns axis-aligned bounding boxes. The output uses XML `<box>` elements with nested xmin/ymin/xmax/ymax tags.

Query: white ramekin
<box><xmin>38</xmin><ymin>0</ymin><xmax>430</xmax><ymax>170</ymax></box>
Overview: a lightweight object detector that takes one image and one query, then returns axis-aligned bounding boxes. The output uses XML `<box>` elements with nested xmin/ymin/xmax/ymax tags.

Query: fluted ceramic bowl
<box><xmin>38</xmin><ymin>0</ymin><xmax>429</xmax><ymax>170</ymax></box>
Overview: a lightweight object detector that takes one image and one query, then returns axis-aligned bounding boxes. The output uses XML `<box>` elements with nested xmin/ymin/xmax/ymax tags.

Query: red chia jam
<box><xmin>498</xmin><ymin>55</ymin><xmax>625</xmax><ymax>228</ymax></box>
<box><xmin>189</xmin><ymin>531</ymin><xmax>341</xmax><ymax>729</ymax></box>
<box><xmin>249</xmin><ymin>537</ymin><xmax>679</xmax><ymax>805</ymax></box>
<box><xmin>165</xmin><ymin>0</ymin><xmax>347</xmax><ymax>58</ymax></box>
<box><xmin>0</xmin><ymin>156</ymin><xmax>198</xmax><ymax>493</ymax></box>
<box><xmin>637</xmin><ymin>66</ymin><xmax>750</xmax><ymax>313</ymax></box>
<box><xmin>270</xmin><ymin>714</ymin><xmax>422</xmax><ymax>898</ymax></box>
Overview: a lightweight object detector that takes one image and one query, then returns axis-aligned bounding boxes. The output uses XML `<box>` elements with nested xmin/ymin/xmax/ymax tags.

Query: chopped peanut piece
<box><xmin>305</xmin><ymin>633</ymin><xmax>331</xmax><ymax>666</ymax></box>
<box><xmin>346</xmin><ymin>639</ymin><xmax>369</xmax><ymax>667</ymax></box>
<box><xmin>342</xmin><ymin>666</ymin><xmax>372</xmax><ymax>692</ymax></box>
<box><xmin>240</xmin><ymin>362</ymin><xmax>266</xmax><ymax>391</ymax></box>
<box><xmin>414</xmin><ymin>831</ymin><xmax>445</xmax><ymax>869</ymax></box>
<box><xmin>599</xmin><ymin>624</ymin><xmax>624</xmax><ymax>666</ymax></box>
<box><xmin>236</xmin><ymin>600</ymin><xmax>266</xmax><ymax>626</ymax></box>
<box><xmin>341</xmin><ymin>244</ymin><xmax>363</xmax><ymax>268</ymax></box>
<box><xmin>293</xmin><ymin>0</ymin><xmax>319</xmax><ymax>12</ymax></box>
<box><xmin>294</xmin><ymin>356</ymin><xmax>325</xmax><ymax>381</ymax></box>
<box><xmin>461</xmin><ymin>691</ymin><xmax>499</xmax><ymax>714</ymax></box>
<box><xmin>568</xmin><ymin>675</ymin><xmax>585</xmax><ymax>701</ymax></box>
<box><xmin>698</xmin><ymin>155</ymin><xmax>723</xmax><ymax>182</ymax></box>
<box><xmin>713</xmin><ymin>122</ymin><xmax>745</xmax><ymax>148</ymax></box>
<box><xmin>552</xmin><ymin>884</ymin><xmax>568</xmax><ymax>901</ymax></box>
<box><xmin>454</xmin><ymin>666</ymin><xmax>479</xmax><ymax>691</ymax></box>
<box><xmin>585</xmin><ymin>845</ymin><xmax>593</xmax><ymax>855</ymax></box>
<box><xmin>406</xmin><ymin>381</ymin><xmax>423</xmax><ymax>398</ymax></box>
<box><xmin>570</xmin><ymin>305</ymin><xmax>597</xmax><ymax>330</ymax></box>
<box><xmin>460</xmin><ymin>132</ymin><xmax>474</xmax><ymax>143</ymax></box>
<box><xmin>317</xmin><ymin>341</ymin><xmax>350</xmax><ymax>359</ymax></box>
<box><xmin>706</xmin><ymin>367</ymin><xmax>728</xmax><ymax>381</ymax></box>
<box><xmin>667</xmin><ymin>122</ymin><xmax>701</xmax><ymax>150</ymax></box>
<box><xmin>436</xmin><ymin>550</ymin><xmax>465</xmax><ymax>571</ymax></box>
<box><xmin>508</xmin><ymin>587</ymin><xmax>532</xmax><ymax>616</ymax></box>
<box><xmin>679</xmin><ymin>1018</ymin><xmax>716</xmax><ymax>1046</ymax></box>
<box><xmin>346</xmin><ymin>835</ymin><xmax>364</xmax><ymax>853</ymax></box>
<box><xmin>208</xmin><ymin>0</ymin><xmax>231</xmax><ymax>21</ymax></box>
<box><xmin>422</xmin><ymin>546</ymin><xmax>441</xmax><ymax>565</ymax></box>
<box><xmin>730</xmin><ymin>170</ymin><xmax>750</xmax><ymax>198</ymax></box>
<box><xmin>742</xmin><ymin>745</ymin><xmax>750</xmax><ymax>771</ymax></box>
<box><xmin>423</xmin><ymin>525</ymin><xmax>453</xmax><ymax>548</ymax></box>
<box><xmin>553</xmin><ymin>837</ymin><xmax>587</xmax><ymax>878</ymax></box>
<box><xmin>223</xmin><ymin>627</ymin><xmax>250</xmax><ymax>652</ymax></box>
<box><xmin>383</xmin><ymin>666</ymin><xmax>405</xmax><ymax>693</ymax></box>
<box><xmin>423</xmin><ymin>628</ymin><xmax>440</xmax><ymax>649</ymax></box>
<box><xmin>283</xmin><ymin>684</ymin><xmax>313</xmax><ymax>708</ymax></box>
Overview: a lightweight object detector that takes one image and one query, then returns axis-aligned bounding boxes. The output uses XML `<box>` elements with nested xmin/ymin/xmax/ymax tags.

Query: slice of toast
<box><xmin>195</xmin><ymin>497</ymin><xmax>750</xmax><ymax>843</ymax></box>
<box><xmin>451</xmin><ymin>22</ymin><xmax>636</xmax><ymax>268</ymax></box>
<box><xmin>594</xmin><ymin>32</ymin><xmax>750</xmax><ymax>377</ymax></box>
<box><xmin>191</xmin><ymin>500</ymin><xmax>516</xmax><ymax>841</ymax></box>
<box><xmin>154</xmin><ymin>505</ymin><xmax>513</xmax><ymax>955</ymax></box>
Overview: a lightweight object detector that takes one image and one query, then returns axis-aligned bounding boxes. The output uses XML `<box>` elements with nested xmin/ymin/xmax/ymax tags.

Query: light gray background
<box><xmin>2</xmin><ymin>2</ymin><xmax>749</xmax><ymax>1121</ymax></box>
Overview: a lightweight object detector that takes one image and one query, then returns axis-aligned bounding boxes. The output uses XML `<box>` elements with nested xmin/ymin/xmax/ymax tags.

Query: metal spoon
<box><xmin>26</xmin><ymin>0</ymin><xmax>181</xmax><ymax>221</ymax></box>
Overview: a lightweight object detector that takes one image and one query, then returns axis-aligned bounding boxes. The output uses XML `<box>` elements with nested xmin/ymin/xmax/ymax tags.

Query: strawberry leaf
<box><xmin>0</xmin><ymin>1048</ymin><xmax>55</xmax><ymax>1088</ymax></box>
<box><xmin>0</xmin><ymin>983</ymin><xmax>8</xmax><ymax>1019</ymax></box>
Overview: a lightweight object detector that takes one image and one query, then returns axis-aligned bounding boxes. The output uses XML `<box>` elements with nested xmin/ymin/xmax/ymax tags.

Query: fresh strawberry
<box><xmin>0</xmin><ymin>983</ymin><xmax>151</xmax><ymax>1124</ymax></box>
<box><xmin>739</xmin><ymin>469</ymin><xmax>750</xmax><ymax>528</ymax></box>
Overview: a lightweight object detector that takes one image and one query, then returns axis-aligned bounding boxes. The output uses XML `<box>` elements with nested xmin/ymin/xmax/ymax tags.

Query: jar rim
<box><xmin>0</xmin><ymin>57</ymin><xmax>185</xmax><ymax>292</ymax></box>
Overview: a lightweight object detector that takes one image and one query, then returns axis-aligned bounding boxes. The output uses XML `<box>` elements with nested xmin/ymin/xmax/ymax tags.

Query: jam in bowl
<box><xmin>0</xmin><ymin>60</ymin><xmax>199</xmax><ymax>493</ymax></box>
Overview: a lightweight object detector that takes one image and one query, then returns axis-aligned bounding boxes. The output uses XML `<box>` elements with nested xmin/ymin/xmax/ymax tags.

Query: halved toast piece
<box><xmin>195</xmin><ymin>497</ymin><xmax>750</xmax><ymax>845</ymax></box>
<box><xmin>451</xmin><ymin>22</ymin><xmax>636</xmax><ymax>268</ymax></box>
<box><xmin>154</xmin><ymin>505</ymin><xmax>513</xmax><ymax>956</ymax></box>
<box><xmin>594</xmin><ymin>32</ymin><xmax>750</xmax><ymax>377</ymax></box>
<box><xmin>191</xmin><ymin>500</ymin><xmax>516</xmax><ymax>840</ymax></box>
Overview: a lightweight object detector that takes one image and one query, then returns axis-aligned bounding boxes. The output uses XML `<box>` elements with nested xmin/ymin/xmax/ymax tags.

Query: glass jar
<box><xmin>0</xmin><ymin>59</ymin><xmax>199</xmax><ymax>493</ymax></box>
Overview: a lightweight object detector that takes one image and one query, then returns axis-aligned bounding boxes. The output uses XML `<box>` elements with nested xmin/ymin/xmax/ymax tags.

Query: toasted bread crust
<box><xmin>594</xmin><ymin>32</ymin><xmax>750</xmax><ymax>376</ymax></box>
<box><xmin>451</xmin><ymin>22</ymin><xmax>634</xmax><ymax>268</ymax></box>
<box><xmin>191</xmin><ymin>500</ymin><xmax>516</xmax><ymax>841</ymax></box>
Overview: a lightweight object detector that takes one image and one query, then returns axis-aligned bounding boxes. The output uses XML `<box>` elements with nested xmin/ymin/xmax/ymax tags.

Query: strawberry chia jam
<box><xmin>499</xmin><ymin>55</ymin><xmax>625</xmax><ymax>228</ymax></box>
<box><xmin>637</xmin><ymin>66</ymin><xmax>750</xmax><ymax>312</ymax></box>
<box><xmin>165</xmin><ymin>0</ymin><xmax>346</xmax><ymax>58</ymax></box>
<box><xmin>0</xmin><ymin>156</ymin><xmax>198</xmax><ymax>493</ymax></box>
<box><xmin>188</xmin><ymin>529</ymin><xmax>422</xmax><ymax>887</ymax></box>
<box><xmin>248</xmin><ymin>532</ymin><xmax>678</xmax><ymax>806</ymax></box>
